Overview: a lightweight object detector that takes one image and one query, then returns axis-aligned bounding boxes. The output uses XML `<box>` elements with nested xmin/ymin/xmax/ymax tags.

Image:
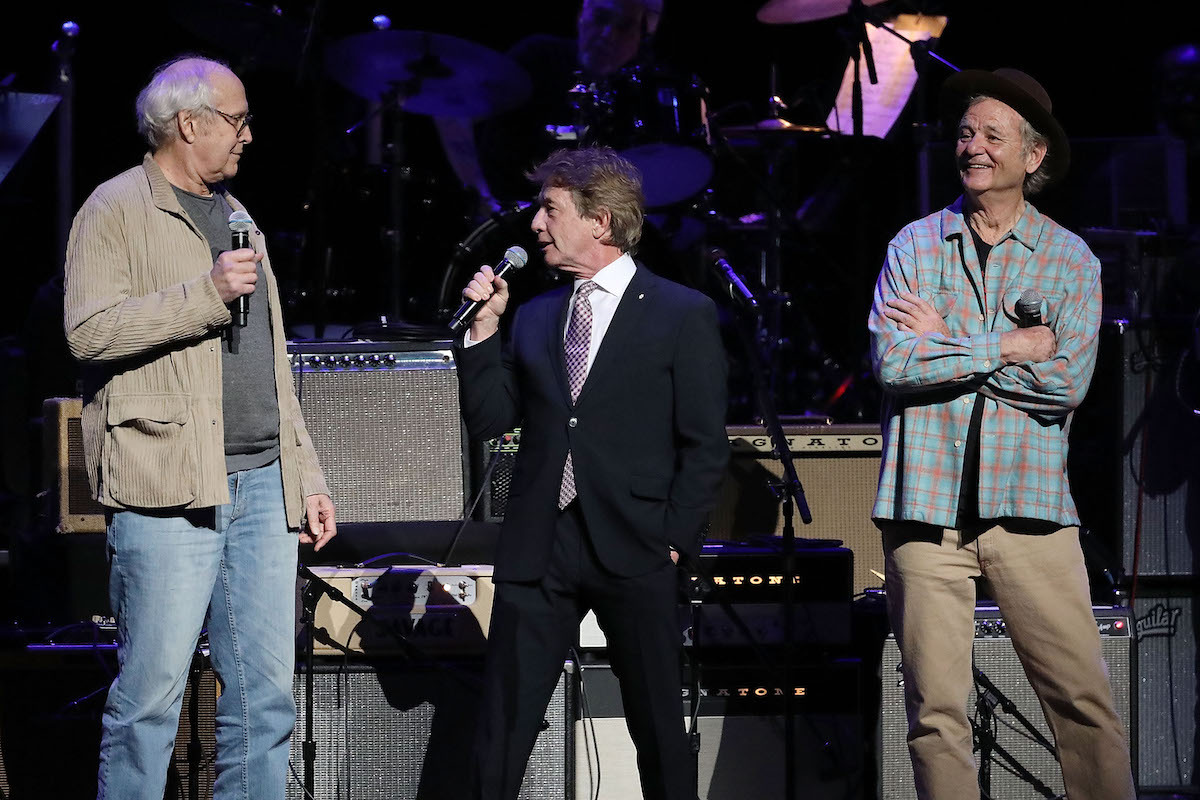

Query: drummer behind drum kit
<box><xmin>175</xmin><ymin>0</ymin><xmax>932</xmax><ymax>414</ymax></box>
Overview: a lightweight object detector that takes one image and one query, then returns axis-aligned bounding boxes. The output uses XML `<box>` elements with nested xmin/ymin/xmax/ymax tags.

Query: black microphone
<box><xmin>449</xmin><ymin>245</ymin><xmax>529</xmax><ymax>333</ymax></box>
<box><xmin>709</xmin><ymin>248</ymin><xmax>758</xmax><ymax>311</ymax></box>
<box><xmin>1016</xmin><ymin>289</ymin><xmax>1043</xmax><ymax>328</ymax></box>
<box><xmin>228</xmin><ymin>210</ymin><xmax>254</xmax><ymax>327</ymax></box>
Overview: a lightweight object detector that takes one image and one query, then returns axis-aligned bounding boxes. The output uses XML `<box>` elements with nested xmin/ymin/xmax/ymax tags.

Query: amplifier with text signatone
<box><xmin>479</xmin><ymin>424</ymin><xmax>885</xmax><ymax>596</ymax></box>
<box><xmin>289</xmin><ymin>341</ymin><xmax>468</xmax><ymax>524</ymax></box>
<box><xmin>575</xmin><ymin>658</ymin><xmax>862</xmax><ymax>800</ymax></box>
<box><xmin>716</xmin><ymin>425</ymin><xmax>883</xmax><ymax>596</ymax></box>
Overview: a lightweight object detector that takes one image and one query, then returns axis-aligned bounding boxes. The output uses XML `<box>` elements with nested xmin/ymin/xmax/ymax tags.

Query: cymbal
<box><xmin>756</xmin><ymin>0</ymin><xmax>888</xmax><ymax>24</ymax></box>
<box><xmin>324</xmin><ymin>30</ymin><xmax>532</xmax><ymax>118</ymax></box>
<box><xmin>721</xmin><ymin>118</ymin><xmax>835</xmax><ymax>146</ymax></box>
<box><xmin>170</xmin><ymin>0</ymin><xmax>305</xmax><ymax>69</ymax></box>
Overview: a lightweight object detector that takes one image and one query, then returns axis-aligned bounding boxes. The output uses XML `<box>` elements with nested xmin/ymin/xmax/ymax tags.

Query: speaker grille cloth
<box><xmin>288</xmin><ymin>666</ymin><xmax>568</xmax><ymax>799</ymax></box>
<box><xmin>880</xmin><ymin>611</ymin><xmax>1132</xmax><ymax>800</ymax></box>
<box><xmin>711</xmin><ymin>426</ymin><xmax>883</xmax><ymax>596</ymax></box>
<box><xmin>1132</xmin><ymin>592</ymin><xmax>1197</xmax><ymax>788</ymax></box>
<box><xmin>294</xmin><ymin>363</ymin><xmax>464</xmax><ymax>522</ymax></box>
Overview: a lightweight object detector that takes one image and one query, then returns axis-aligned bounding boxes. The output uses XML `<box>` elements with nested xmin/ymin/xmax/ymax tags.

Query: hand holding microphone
<box><xmin>1001</xmin><ymin>289</ymin><xmax>1055</xmax><ymax>364</ymax></box>
<box><xmin>450</xmin><ymin>245</ymin><xmax>528</xmax><ymax>336</ymax></box>
<box><xmin>210</xmin><ymin>211</ymin><xmax>261</xmax><ymax>324</ymax></box>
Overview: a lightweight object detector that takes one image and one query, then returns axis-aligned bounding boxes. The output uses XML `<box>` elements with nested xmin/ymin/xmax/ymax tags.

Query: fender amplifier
<box><xmin>289</xmin><ymin>342</ymin><xmax>468</xmax><ymax>523</ymax></box>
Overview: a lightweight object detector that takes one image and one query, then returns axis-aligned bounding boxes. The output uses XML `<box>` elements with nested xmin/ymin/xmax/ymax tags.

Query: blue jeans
<box><xmin>97</xmin><ymin>461</ymin><xmax>298</xmax><ymax>800</ymax></box>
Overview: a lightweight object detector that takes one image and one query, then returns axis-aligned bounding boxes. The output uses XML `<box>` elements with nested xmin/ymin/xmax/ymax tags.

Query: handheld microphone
<box><xmin>449</xmin><ymin>245</ymin><xmax>529</xmax><ymax>333</ymax></box>
<box><xmin>228</xmin><ymin>210</ymin><xmax>254</xmax><ymax>327</ymax></box>
<box><xmin>708</xmin><ymin>248</ymin><xmax>758</xmax><ymax>311</ymax></box>
<box><xmin>1016</xmin><ymin>289</ymin><xmax>1043</xmax><ymax>328</ymax></box>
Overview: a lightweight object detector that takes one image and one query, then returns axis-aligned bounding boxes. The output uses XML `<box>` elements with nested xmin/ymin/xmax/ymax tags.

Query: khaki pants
<box><xmin>881</xmin><ymin>522</ymin><xmax>1136</xmax><ymax>800</ymax></box>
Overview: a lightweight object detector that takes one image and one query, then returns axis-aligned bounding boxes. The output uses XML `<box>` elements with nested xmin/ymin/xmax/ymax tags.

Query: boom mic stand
<box><xmin>726</xmin><ymin>286</ymin><xmax>813</xmax><ymax>800</ymax></box>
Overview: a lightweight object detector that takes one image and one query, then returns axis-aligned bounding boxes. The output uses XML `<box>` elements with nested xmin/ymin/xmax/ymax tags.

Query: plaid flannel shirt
<box><xmin>868</xmin><ymin>197</ymin><xmax>1102</xmax><ymax>527</ymax></box>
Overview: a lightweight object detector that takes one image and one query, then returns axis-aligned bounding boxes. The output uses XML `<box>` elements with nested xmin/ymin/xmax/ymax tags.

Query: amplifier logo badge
<box><xmin>1135</xmin><ymin>603</ymin><xmax>1182</xmax><ymax>640</ymax></box>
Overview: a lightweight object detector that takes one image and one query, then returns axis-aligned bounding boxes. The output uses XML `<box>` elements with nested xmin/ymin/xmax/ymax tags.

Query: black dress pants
<box><xmin>470</xmin><ymin>501</ymin><xmax>694</xmax><ymax>800</ymax></box>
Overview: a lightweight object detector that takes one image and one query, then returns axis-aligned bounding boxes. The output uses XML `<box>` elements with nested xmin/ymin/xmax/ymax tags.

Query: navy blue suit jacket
<box><xmin>456</xmin><ymin>266</ymin><xmax>729</xmax><ymax>581</ymax></box>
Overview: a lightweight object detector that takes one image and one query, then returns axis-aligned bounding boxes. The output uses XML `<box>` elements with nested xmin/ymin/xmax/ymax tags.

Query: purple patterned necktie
<box><xmin>558</xmin><ymin>280</ymin><xmax>599</xmax><ymax>509</ymax></box>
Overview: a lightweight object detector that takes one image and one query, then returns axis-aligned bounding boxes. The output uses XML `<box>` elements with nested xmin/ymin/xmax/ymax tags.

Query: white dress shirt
<box><xmin>462</xmin><ymin>252</ymin><xmax>637</xmax><ymax>373</ymax></box>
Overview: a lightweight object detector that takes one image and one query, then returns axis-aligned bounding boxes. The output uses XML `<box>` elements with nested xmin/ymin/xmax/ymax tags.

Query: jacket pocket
<box><xmin>630</xmin><ymin>474</ymin><xmax>672</xmax><ymax>501</ymax></box>
<box><xmin>104</xmin><ymin>394</ymin><xmax>197</xmax><ymax>507</ymax></box>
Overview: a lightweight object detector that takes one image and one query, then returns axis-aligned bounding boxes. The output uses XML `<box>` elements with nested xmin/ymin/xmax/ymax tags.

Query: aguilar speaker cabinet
<box><xmin>714</xmin><ymin>425</ymin><xmax>883</xmax><ymax>596</ymax></box>
<box><xmin>1132</xmin><ymin>587</ymin><xmax>1200</xmax><ymax>790</ymax></box>
<box><xmin>574</xmin><ymin>659</ymin><xmax>862</xmax><ymax>800</ymax></box>
<box><xmin>879</xmin><ymin>606</ymin><xmax>1134</xmax><ymax>800</ymax></box>
<box><xmin>288</xmin><ymin>660</ymin><xmax>574</xmax><ymax>800</ymax></box>
<box><xmin>289</xmin><ymin>341</ymin><xmax>468</xmax><ymax>523</ymax></box>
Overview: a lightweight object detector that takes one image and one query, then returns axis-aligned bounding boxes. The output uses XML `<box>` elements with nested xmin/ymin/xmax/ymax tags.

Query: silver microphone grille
<box><xmin>503</xmin><ymin>245</ymin><xmax>528</xmax><ymax>269</ymax></box>
<box><xmin>228</xmin><ymin>210</ymin><xmax>254</xmax><ymax>233</ymax></box>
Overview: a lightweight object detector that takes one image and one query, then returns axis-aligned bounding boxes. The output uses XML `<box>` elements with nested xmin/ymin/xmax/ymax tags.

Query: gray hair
<box><xmin>135</xmin><ymin>57</ymin><xmax>231</xmax><ymax>150</ymax></box>
<box><xmin>964</xmin><ymin>94</ymin><xmax>1053</xmax><ymax>197</ymax></box>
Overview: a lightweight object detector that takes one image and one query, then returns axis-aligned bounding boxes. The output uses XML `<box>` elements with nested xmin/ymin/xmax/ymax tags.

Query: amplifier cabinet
<box><xmin>304</xmin><ymin>565</ymin><xmax>495</xmax><ymax>657</ymax></box>
<box><xmin>42</xmin><ymin>396</ymin><xmax>106</xmax><ymax>533</ymax></box>
<box><xmin>289</xmin><ymin>341</ymin><xmax>467</xmax><ymax>523</ymax></box>
<box><xmin>575</xmin><ymin>659</ymin><xmax>861</xmax><ymax>800</ymax></box>
<box><xmin>288</xmin><ymin>660</ymin><xmax>573</xmax><ymax>800</ymax></box>
<box><xmin>480</xmin><ymin>425</ymin><xmax>885</xmax><ymax>596</ymax></box>
<box><xmin>716</xmin><ymin>425</ymin><xmax>883</xmax><ymax>596</ymax></box>
<box><xmin>1132</xmin><ymin>587</ymin><xmax>1199</xmax><ymax>790</ymax></box>
<box><xmin>880</xmin><ymin>606</ymin><xmax>1134</xmax><ymax>800</ymax></box>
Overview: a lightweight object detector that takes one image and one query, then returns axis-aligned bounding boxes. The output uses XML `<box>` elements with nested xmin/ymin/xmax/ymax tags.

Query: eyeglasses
<box><xmin>210</xmin><ymin>108</ymin><xmax>253</xmax><ymax>136</ymax></box>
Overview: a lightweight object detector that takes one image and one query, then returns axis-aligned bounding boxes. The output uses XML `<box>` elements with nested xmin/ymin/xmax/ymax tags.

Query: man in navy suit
<box><xmin>456</xmin><ymin>147</ymin><xmax>729</xmax><ymax>800</ymax></box>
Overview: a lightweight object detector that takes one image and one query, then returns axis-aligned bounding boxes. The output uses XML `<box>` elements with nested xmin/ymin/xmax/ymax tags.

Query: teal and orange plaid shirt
<box><xmin>868</xmin><ymin>197</ymin><xmax>1102</xmax><ymax>527</ymax></box>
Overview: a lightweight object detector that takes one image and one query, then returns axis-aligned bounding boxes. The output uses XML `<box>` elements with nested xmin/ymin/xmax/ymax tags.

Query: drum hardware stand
<box><xmin>53</xmin><ymin>20</ymin><xmax>79</xmax><ymax>272</ymax></box>
<box><xmin>971</xmin><ymin>664</ymin><xmax>1060</xmax><ymax>799</ymax></box>
<box><xmin>848</xmin><ymin>6</ymin><xmax>962</xmax><ymax>214</ymax></box>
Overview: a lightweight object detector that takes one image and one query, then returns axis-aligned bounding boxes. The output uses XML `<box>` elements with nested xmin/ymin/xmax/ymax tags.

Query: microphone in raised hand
<box><xmin>449</xmin><ymin>245</ymin><xmax>528</xmax><ymax>333</ymax></box>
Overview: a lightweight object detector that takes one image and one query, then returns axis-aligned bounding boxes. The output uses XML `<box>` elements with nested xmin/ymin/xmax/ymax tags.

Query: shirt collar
<box><xmin>575</xmin><ymin>252</ymin><xmax>636</xmax><ymax>300</ymax></box>
<box><xmin>941</xmin><ymin>195</ymin><xmax>1044</xmax><ymax>253</ymax></box>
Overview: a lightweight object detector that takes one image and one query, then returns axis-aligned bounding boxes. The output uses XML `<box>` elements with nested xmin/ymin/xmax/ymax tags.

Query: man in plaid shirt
<box><xmin>868</xmin><ymin>69</ymin><xmax>1136</xmax><ymax>799</ymax></box>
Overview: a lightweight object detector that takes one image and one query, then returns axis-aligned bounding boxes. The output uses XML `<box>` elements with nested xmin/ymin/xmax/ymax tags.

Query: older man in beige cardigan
<box><xmin>64</xmin><ymin>56</ymin><xmax>334</xmax><ymax>800</ymax></box>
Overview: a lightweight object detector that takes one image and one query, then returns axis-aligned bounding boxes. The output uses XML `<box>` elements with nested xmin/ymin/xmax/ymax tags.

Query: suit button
<box><xmin>568</xmin><ymin>417</ymin><xmax>578</xmax><ymax>428</ymax></box>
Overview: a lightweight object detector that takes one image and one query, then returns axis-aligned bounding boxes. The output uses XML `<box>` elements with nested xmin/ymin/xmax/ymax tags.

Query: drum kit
<box><xmin>173</xmin><ymin>0</ymin><xmax>924</xmax><ymax>416</ymax></box>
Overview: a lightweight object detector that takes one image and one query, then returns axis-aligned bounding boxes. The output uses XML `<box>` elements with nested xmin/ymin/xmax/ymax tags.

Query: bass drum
<box><xmin>438</xmin><ymin>204</ymin><xmax>564</xmax><ymax>323</ymax></box>
<box><xmin>438</xmin><ymin>201</ymin><xmax>716</xmax><ymax>324</ymax></box>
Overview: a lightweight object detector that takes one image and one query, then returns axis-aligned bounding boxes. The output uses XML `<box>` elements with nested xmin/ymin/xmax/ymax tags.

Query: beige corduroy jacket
<box><xmin>63</xmin><ymin>154</ymin><xmax>328</xmax><ymax>528</ymax></box>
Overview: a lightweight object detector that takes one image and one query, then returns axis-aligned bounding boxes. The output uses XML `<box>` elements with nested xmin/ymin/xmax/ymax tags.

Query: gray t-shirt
<box><xmin>172</xmin><ymin>186</ymin><xmax>280</xmax><ymax>473</ymax></box>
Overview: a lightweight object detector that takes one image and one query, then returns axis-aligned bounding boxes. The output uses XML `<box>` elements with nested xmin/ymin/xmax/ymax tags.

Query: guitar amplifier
<box><xmin>289</xmin><ymin>341</ymin><xmax>468</xmax><ymax>524</ymax></box>
<box><xmin>716</xmin><ymin>425</ymin><xmax>883</xmax><ymax>596</ymax></box>
<box><xmin>576</xmin><ymin>658</ymin><xmax>862</xmax><ymax>800</ymax></box>
<box><xmin>879</xmin><ymin>605</ymin><xmax>1134</xmax><ymax>800</ymax></box>
<box><xmin>303</xmin><ymin>565</ymin><xmax>495</xmax><ymax>657</ymax></box>
<box><xmin>42</xmin><ymin>397</ymin><xmax>105</xmax><ymax>534</ymax></box>
<box><xmin>578</xmin><ymin>544</ymin><xmax>853</xmax><ymax>648</ymax></box>
<box><xmin>479</xmin><ymin>425</ymin><xmax>885</xmax><ymax>596</ymax></box>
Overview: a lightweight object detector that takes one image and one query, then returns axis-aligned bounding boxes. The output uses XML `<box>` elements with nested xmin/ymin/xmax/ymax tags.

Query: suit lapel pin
<box><xmin>638</xmin><ymin>293</ymin><xmax>644</xmax><ymax>300</ymax></box>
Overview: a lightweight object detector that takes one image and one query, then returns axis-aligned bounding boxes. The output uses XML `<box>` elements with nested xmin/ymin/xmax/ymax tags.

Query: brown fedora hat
<box><xmin>939</xmin><ymin>68</ymin><xmax>1070</xmax><ymax>188</ymax></box>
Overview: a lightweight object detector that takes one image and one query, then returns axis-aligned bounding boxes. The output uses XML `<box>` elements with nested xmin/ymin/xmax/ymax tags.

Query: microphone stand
<box><xmin>729</xmin><ymin>293</ymin><xmax>812</xmax><ymax>800</ymax></box>
<box><xmin>53</xmin><ymin>21</ymin><xmax>79</xmax><ymax>272</ymax></box>
<box><xmin>972</xmin><ymin>665</ymin><xmax>1059</xmax><ymax>798</ymax></box>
